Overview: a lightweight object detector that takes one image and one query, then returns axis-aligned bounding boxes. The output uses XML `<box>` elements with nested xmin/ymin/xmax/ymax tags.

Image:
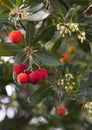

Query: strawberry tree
<box><xmin>0</xmin><ymin>0</ymin><xmax>92</xmax><ymax>130</ymax></box>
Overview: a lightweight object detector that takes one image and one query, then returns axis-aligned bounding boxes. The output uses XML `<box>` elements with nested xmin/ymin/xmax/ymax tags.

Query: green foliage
<box><xmin>0</xmin><ymin>0</ymin><xmax>14</xmax><ymax>9</ymax></box>
<box><xmin>16</xmin><ymin>0</ymin><xmax>23</xmax><ymax>7</ymax></box>
<box><xmin>26</xmin><ymin>22</ymin><xmax>35</xmax><ymax>45</ymax></box>
<box><xmin>49</xmin><ymin>0</ymin><xmax>64</xmax><ymax>15</ymax></box>
<box><xmin>35</xmin><ymin>50</ymin><xmax>61</xmax><ymax>66</ymax></box>
<box><xmin>23</xmin><ymin>10</ymin><xmax>50</xmax><ymax>22</ymax></box>
<box><xmin>0</xmin><ymin>0</ymin><xmax>92</xmax><ymax>130</ymax></box>
<box><xmin>78</xmin><ymin>40</ymin><xmax>91</xmax><ymax>53</ymax></box>
<box><xmin>29</xmin><ymin>85</ymin><xmax>52</xmax><ymax>105</ymax></box>
<box><xmin>35</xmin><ymin>25</ymin><xmax>56</xmax><ymax>43</ymax></box>
<box><xmin>0</xmin><ymin>44</ymin><xmax>22</xmax><ymax>56</ymax></box>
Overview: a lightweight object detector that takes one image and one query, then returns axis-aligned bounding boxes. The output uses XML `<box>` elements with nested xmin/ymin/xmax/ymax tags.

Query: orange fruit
<box><xmin>67</xmin><ymin>46</ymin><xmax>76</xmax><ymax>54</ymax></box>
<box><xmin>60</xmin><ymin>53</ymin><xmax>70</xmax><ymax>63</ymax></box>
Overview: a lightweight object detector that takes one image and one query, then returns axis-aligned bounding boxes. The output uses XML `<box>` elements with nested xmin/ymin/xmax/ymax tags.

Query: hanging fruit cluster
<box><xmin>13</xmin><ymin>64</ymin><xmax>48</xmax><ymax>85</ymax></box>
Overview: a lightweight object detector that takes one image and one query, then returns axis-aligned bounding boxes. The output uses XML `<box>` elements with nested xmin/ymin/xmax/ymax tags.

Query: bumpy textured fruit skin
<box><xmin>9</xmin><ymin>30</ymin><xmax>23</xmax><ymax>43</ymax></box>
<box><xmin>28</xmin><ymin>71</ymin><xmax>42</xmax><ymax>84</ymax></box>
<box><xmin>13</xmin><ymin>64</ymin><xmax>27</xmax><ymax>75</ymax></box>
<box><xmin>37</xmin><ymin>68</ymin><xmax>48</xmax><ymax>80</ymax></box>
<box><xmin>17</xmin><ymin>73</ymin><xmax>28</xmax><ymax>84</ymax></box>
<box><xmin>60</xmin><ymin>53</ymin><xmax>70</xmax><ymax>63</ymax></box>
<box><xmin>56</xmin><ymin>107</ymin><xmax>66</xmax><ymax>116</ymax></box>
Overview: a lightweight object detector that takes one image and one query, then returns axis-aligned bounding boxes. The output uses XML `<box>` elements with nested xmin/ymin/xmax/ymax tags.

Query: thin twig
<box><xmin>81</xmin><ymin>4</ymin><xmax>92</xmax><ymax>18</ymax></box>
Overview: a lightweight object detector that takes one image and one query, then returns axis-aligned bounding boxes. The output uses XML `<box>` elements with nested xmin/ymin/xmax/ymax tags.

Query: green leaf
<box><xmin>78</xmin><ymin>40</ymin><xmax>91</xmax><ymax>53</ymax></box>
<box><xmin>49</xmin><ymin>0</ymin><xmax>63</xmax><ymax>15</ymax></box>
<box><xmin>26</xmin><ymin>21</ymin><xmax>35</xmax><ymax>45</ymax></box>
<box><xmin>68</xmin><ymin>0</ymin><xmax>90</xmax><ymax>5</ymax></box>
<box><xmin>30</xmin><ymin>86</ymin><xmax>52</xmax><ymax>105</ymax></box>
<box><xmin>35</xmin><ymin>25</ymin><xmax>56</xmax><ymax>43</ymax></box>
<box><xmin>35</xmin><ymin>51</ymin><xmax>61</xmax><ymax>66</ymax></box>
<box><xmin>0</xmin><ymin>0</ymin><xmax>14</xmax><ymax>9</ymax></box>
<box><xmin>16</xmin><ymin>0</ymin><xmax>23</xmax><ymax>7</ymax></box>
<box><xmin>23</xmin><ymin>10</ymin><xmax>49</xmax><ymax>21</ymax></box>
<box><xmin>66</xmin><ymin>5</ymin><xmax>81</xmax><ymax>21</ymax></box>
<box><xmin>0</xmin><ymin>44</ymin><xmax>22</xmax><ymax>56</ymax></box>
<box><xmin>0</xmin><ymin>17</ymin><xmax>8</xmax><ymax>23</ymax></box>
<box><xmin>51</xmin><ymin>37</ymin><xmax>62</xmax><ymax>53</ymax></box>
<box><xmin>14</xmin><ymin>51</ymin><xmax>29</xmax><ymax>65</ymax></box>
<box><xmin>80</xmin><ymin>71</ymin><xmax>92</xmax><ymax>89</ymax></box>
<box><xmin>29</xmin><ymin>3</ymin><xmax>44</xmax><ymax>13</ymax></box>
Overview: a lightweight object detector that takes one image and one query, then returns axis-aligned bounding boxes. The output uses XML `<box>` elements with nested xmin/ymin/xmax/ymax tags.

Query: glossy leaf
<box><xmin>51</xmin><ymin>37</ymin><xmax>62</xmax><ymax>53</ymax></box>
<box><xmin>49</xmin><ymin>0</ymin><xmax>63</xmax><ymax>15</ymax></box>
<box><xmin>30</xmin><ymin>86</ymin><xmax>52</xmax><ymax>105</ymax></box>
<box><xmin>14</xmin><ymin>51</ymin><xmax>29</xmax><ymax>65</ymax></box>
<box><xmin>16</xmin><ymin>0</ymin><xmax>23</xmax><ymax>7</ymax></box>
<box><xmin>26</xmin><ymin>21</ymin><xmax>35</xmax><ymax>45</ymax></box>
<box><xmin>23</xmin><ymin>10</ymin><xmax>49</xmax><ymax>21</ymax></box>
<box><xmin>78</xmin><ymin>40</ymin><xmax>91</xmax><ymax>53</ymax></box>
<box><xmin>35</xmin><ymin>25</ymin><xmax>56</xmax><ymax>43</ymax></box>
<box><xmin>35</xmin><ymin>51</ymin><xmax>61</xmax><ymax>66</ymax></box>
<box><xmin>0</xmin><ymin>44</ymin><xmax>22</xmax><ymax>56</ymax></box>
<box><xmin>29</xmin><ymin>3</ymin><xmax>44</xmax><ymax>13</ymax></box>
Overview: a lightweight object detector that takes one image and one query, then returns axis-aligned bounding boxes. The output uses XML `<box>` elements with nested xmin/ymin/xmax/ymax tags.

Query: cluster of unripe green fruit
<box><xmin>13</xmin><ymin>64</ymin><xmax>48</xmax><ymax>85</ymax></box>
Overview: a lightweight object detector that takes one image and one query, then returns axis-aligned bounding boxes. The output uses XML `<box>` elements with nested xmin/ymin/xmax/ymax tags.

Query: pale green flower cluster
<box><xmin>83</xmin><ymin>102</ymin><xmax>92</xmax><ymax>116</ymax></box>
<box><xmin>57</xmin><ymin>23</ymin><xmax>86</xmax><ymax>43</ymax></box>
<box><xmin>57</xmin><ymin>73</ymin><xmax>78</xmax><ymax>94</ymax></box>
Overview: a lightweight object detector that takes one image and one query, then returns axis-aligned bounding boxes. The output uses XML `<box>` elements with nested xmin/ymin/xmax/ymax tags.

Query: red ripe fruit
<box><xmin>17</xmin><ymin>73</ymin><xmax>28</xmax><ymax>84</ymax></box>
<box><xmin>56</xmin><ymin>107</ymin><xmax>66</xmax><ymax>116</ymax></box>
<box><xmin>28</xmin><ymin>71</ymin><xmax>42</xmax><ymax>84</ymax></box>
<box><xmin>13</xmin><ymin>64</ymin><xmax>28</xmax><ymax>75</ymax></box>
<box><xmin>37</xmin><ymin>68</ymin><xmax>48</xmax><ymax>80</ymax></box>
<box><xmin>9</xmin><ymin>30</ymin><xmax>23</xmax><ymax>43</ymax></box>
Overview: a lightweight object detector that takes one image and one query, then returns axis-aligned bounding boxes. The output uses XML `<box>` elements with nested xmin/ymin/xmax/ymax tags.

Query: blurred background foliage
<box><xmin>0</xmin><ymin>0</ymin><xmax>92</xmax><ymax>130</ymax></box>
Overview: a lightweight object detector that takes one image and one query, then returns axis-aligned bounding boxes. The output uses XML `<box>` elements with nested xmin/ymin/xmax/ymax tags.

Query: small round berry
<box><xmin>67</xmin><ymin>46</ymin><xmax>76</xmax><ymax>54</ymax></box>
<box><xmin>37</xmin><ymin>68</ymin><xmax>48</xmax><ymax>80</ymax></box>
<box><xmin>9</xmin><ymin>30</ymin><xmax>23</xmax><ymax>43</ymax></box>
<box><xmin>56</xmin><ymin>107</ymin><xmax>66</xmax><ymax>116</ymax></box>
<box><xmin>17</xmin><ymin>73</ymin><xmax>28</xmax><ymax>84</ymax></box>
<box><xmin>13</xmin><ymin>64</ymin><xmax>28</xmax><ymax>75</ymax></box>
<box><xmin>60</xmin><ymin>53</ymin><xmax>70</xmax><ymax>63</ymax></box>
<box><xmin>28</xmin><ymin>71</ymin><xmax>42</xmax><ymax>84</ymax></box>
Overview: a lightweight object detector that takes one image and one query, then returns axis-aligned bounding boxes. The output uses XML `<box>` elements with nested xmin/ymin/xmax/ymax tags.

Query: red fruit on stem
<box><xmin>37</xmin><ymin>68</ymin><xmax>48</xmax><ymax>80</ymax></box>
<box><xmin>13</xmin><ymin>64</ymin><xmax>28</xmax><ymax>75</ymax></box>
<box><xmin>9</xmin><ymin>30</ymin><xmax>23</xmax><ymax>43</ymax></box>
<box><xmin>28</xmin><ymin>71</ymin><xmax>42</xmax><ymax>84</ymax></box>
<box><xmin>56</xmin><ymin>107</ymin><xmax>66</xmax><ymax>116</ymax></box>
<box><xmin>17</xmin><ymin>73</ymin><xmax>28</xmax><ymax>84</ymax></box>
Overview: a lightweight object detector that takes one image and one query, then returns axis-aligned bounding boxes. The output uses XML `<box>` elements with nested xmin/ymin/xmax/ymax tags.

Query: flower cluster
<box><xmin>57</xmin><ymin>23</ymin><xmax>86</xmax><ymax>43</ymax></box>
<box><xmin>9</xmin><ymin>6</ymin><xmax>30</xmax><ymax>22</ymax></box>
<box><xmin>83</xmin><ymin>102</ymin><xmax>92</xmax><ymax>116</ymax></box>
<box><xmin>57</xmin><ymin>73</ymin><xmax>78</xmax><ymax>94</ymax></box>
